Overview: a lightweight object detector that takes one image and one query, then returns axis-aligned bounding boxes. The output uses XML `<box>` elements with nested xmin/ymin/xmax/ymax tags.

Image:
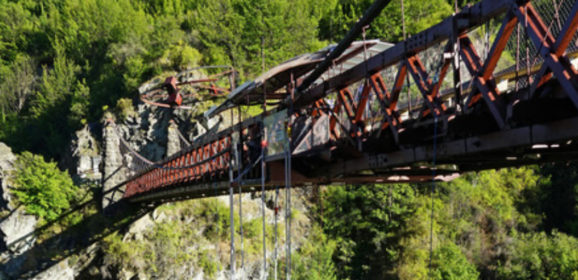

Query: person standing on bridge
<box><xmin>163</xmin><ymin>76</ymin><xmax>183</xmax><ymax>107</ymax></box>
<box><xmin>243</xmin><ymin>125</ymin><xmax>263</xmax><ymax>169</ymax></box>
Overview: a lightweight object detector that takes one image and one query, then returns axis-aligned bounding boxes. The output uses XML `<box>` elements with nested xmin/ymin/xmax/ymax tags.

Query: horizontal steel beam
<box><xmin>324</xmin><ymin>116</ymin><xmax>578</xmax><ymax>178</ymax></box>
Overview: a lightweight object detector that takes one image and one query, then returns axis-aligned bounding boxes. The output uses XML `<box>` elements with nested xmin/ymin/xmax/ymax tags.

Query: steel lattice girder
<box><xmin>516</xmin><ymin>1</ymin><xmax>578</xmax><ymax>107</ymax></box>
<box><xmin>290</xmin><ymin>0</ymin><xmax>518</xmax><ymax>108</ymax></box>
<box><xmin>122</xmin><ymin>0</ymin><xmax>578</xmax><ymax>201</ymax></box>
<box><xmin>307</xmin><ymin>0</ymin><xmax>577</xmax><ymax>134</ymax></box>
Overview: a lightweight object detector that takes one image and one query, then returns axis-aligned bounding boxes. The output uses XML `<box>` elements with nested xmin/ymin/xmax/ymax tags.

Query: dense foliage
<box><xmin>11</xmin><ymin>152</ymin><xmax>79</xmax><ymax>223</ymax></box>
<box><xmin>317</xmin><ymin>167</ymin><xmax>578</xmax><ymax>279</ymax></box>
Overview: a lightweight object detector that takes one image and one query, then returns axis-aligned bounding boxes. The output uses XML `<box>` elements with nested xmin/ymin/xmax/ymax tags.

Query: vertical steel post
<box><xmin>286</xmin><ymin>73</ymin><xmax>294</xmax><ymax>280</ymax></box>
<box><xmin>452</xmin><ymin>1</ymin><xmax>462</xmax><ymax>112</ymax></box>
<box><xmin>261</xmin><ymin>74</ymin><xmax>268</xmax><ymax>279</ymax></box>
<box><xmin>236</xmin><ymin>105</ymin><xmax>245</xmax><ymax>270</ymax></box>
<box><xmin>229</xmin><ymin>109</ymin><xmax>236</xmax><ymax>280</ymax></box>
<box><xmin>274</xmin><ymin>185</ymin><xmax>279</xmax><ymax>280</ymax></box>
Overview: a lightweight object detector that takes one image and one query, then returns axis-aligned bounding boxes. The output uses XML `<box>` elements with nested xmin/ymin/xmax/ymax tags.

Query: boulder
<box><xmin>0</xmin><ymin>208</ymin><xmax>37</xmax><ymax>255</ymax></box>
<box><xmin>31</xmin><ymin>259</ymin><xmax>74</xmax><ymax>280</ymax></box>
<box><xmin>124</xmin><ymin>214</ymin><xmax>155</xmax><ymax>241</ymax></box>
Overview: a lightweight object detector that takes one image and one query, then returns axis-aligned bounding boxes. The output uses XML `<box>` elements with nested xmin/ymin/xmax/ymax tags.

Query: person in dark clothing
<box><xmin>163</xmin><ymin>76</ymin><xmax>182</xmax><ymax>107</ymax></box>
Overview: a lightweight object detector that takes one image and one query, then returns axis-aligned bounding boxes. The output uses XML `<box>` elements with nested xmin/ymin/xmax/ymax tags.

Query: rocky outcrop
<box><xmin>123</xmin><ymin>214</ymin><xmax>155</xmax><ymax>242</ymax></box>
<box><xmin>102</xmin><ymin>121</ymin><xmax>127</xmax><ymax>211</ymax></box>
<box><xmin>167</xmin><ymin>120</ymin><xmax>182</xmax><ymax>157</ymax></box>
<box><xmin>0</xmin><ymin>143</ymin><xmax>38</xmax><ymax>257</ymax></box>
<box><xmin>31</xmin><ymin>259</ymin><xmax>75</xmax><ymax>280</ymax></box>
<box><xmin>120</xmin><ymin>104</ymin><xmax>172</xmax><ymax>162</ymax></box>
<box><xmin>0</xmin><ymin>143</ymin><xmax>39</xmax><ymax>278</ymax></box>
<box><xmin>0</xmin><ymin>208</ymin><xmax>37</xmax><ymax>255</ymax></box>
<box><xmin>0</xmin><ymin>142</ymin><xmax>17</xmax><ymax>210</ymax></box>
<box><xmin>28</xmin><ymin>242</ymin><xmax>100</xmax><ymax>280</ymax></box>
<box><xmin>72</xmin><ymin>125</ymin><xmax>102</xmax><ymax>185</ymax></box>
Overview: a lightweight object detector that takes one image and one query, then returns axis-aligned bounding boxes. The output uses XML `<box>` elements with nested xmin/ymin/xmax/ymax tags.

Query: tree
<box><xmin>12</xmin><ymin>152</ymin><xmax>79</xmax><ymax>223</ymax></box>
<box><xmin>318</xmin><ymin>0</ymin><xmax>453</xmax><ymax>43</ymax></box>
<box><xmin>0</xmin><ymin>55</ymin><xmax>36</xmax><ymax>114</ymax></box>
<box><xmin>22</xmin><ymin>43</ymin><xmax>89</xmax><ymax>158</ymax></box>
<box><xmin>537</xmin><ymin>162</ymin><xmax>578</xmax><ymax>236</ymax></box>
<box><xmin>192</xmin><ymin>0</ymin><xmax>328</xmax><ymax>78</ymax></box>
<box><xmin>498</xmin><ymin>231</ymin><xmax>578</xmax><ymax>279</ymax></box>
<box><xmin>321</xmin><ymin>184</ymin><xmax>417</xmax><ymax>279</ymax></box>
<box><xmin>291</xmin><ymin>225</ymin><xmax>338</xmax><ymax>280</ymax></box>
<box><xmin>431</xmin><ymin>242</ymin><xmax>480</xmax><ymax>280</ymax></box>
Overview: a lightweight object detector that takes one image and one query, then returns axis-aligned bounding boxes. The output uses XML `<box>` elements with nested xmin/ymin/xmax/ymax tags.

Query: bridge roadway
<box><xmin>122</xmin><ymin>0</ymin><xmax>578</xmax><ymax>203</ymax></box>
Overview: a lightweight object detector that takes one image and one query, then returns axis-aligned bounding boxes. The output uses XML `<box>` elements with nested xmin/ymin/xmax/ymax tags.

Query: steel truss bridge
<box><xmin>112</xmin><ymin>0</ymin><xmax>578</xmax><ymax>204</ymax></box>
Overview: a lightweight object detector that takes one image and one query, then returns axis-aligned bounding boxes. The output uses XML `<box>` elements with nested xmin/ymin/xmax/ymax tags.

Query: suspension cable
<box><xmin>401</xmin><ymin>0</ymin><xmax>413</xmax><ymax>118</ymax></box>
<box><xmin>286</xmin><ymin>73</ymin><xmax>294</xmax><ymax>280</ymax></box>
<box><xmin>428</xmin><ymin>115</ymin><xmax>439</xmax><ymax>278</ymax></box>
<box><xmin>261</xmin><ymin>52</ymin><xmax>269</xmax><ymax>278</ymax></box>
<box><xmin>274</xmin><ymin>185</ymin><xmax>280</xmax><ymax>280</ymax></box>
<box><xmin>452</xmin><ymin>0</ymin><xmax>463</xmax><ymax>112</ymax></box>
<box><xmin>516</xmin><ymin>22</ymin><xmax>521</xmax><ymax>92</ymax></box>
<box><xmin>175</xmin><ymin>124</ymin><xmax>192</xmax><ymax>147</ymax></box>
<box><xmin>214</xmin><ymin>175</ymin><xmax>223</xmax><ymax>274</ymax></box>
<box><xmin>261</xmin><ymin>141</ymin><xmax>268</xmax><ymax>278</ymax></box>
<box><xmin>229</xmin><ymin>109</ymin><xmax>236</xmax><ymax>280</ymax></box>
<box><xmin>237</xmin><ymin>106</ymin><xmax>245</xmax><ymax>271</ymax></box>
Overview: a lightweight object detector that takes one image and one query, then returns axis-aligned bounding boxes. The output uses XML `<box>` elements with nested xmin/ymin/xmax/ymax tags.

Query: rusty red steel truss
<box><xmin>123</xmin><ymin>116</ymin><xmax>264</xmax><ymax>199</ymax></box>
<box><xmin>124</xmin><ymin>0</ymin><xmax>578</xmax><ymax>202</ymax></box>
<box><xmin>123</xmin><ymin>129</ymin><xmax>234</xmax><ymax>198</ymax></box>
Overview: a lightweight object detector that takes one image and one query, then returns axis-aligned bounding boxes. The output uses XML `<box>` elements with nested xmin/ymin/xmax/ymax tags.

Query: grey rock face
<box><xmin>167</xmin><ymin>120</ymin><xmax>182</xmax><ymax>157</ymax></box>
<box><xmin>0</xmin><ymin>143</ymin><xmax>17</xmax><ymax>211</ymax></box>
<box><xmin>102</xmin><ymin>123</ymin><xmax>127</xmax><ymax>210</ymax></box>
<box><xmin>0</xmin><ymin>208</ymin><xmax>37</xmax><ymax>255</ymax></box>
<box><xmin>101</xmin><ymin>105</ymin><xmax>172</xmax><ymax>209</ymax></box>
<box><xmin>31</xmin><ymin>259</ymin><xmax>74</xmax><ymax>280</ymax></box>
<box><xmin>124</xmin><ymin>214</ymin><xmax>154</xmax><ymax>241</ymax></box>
<box><xmin>0</xmin><ymin>143</ymin><xmax>16</xmax><ymax>172</ymax></box>
<box><xmin>72</xmin><ymin>126</ymin><xmax>102</xmax><ymax>184</ymax></box>
<box><xmin>0</xmin><ymin>143</ymin><xmax>38</xmax><ymax>275</ymax></box>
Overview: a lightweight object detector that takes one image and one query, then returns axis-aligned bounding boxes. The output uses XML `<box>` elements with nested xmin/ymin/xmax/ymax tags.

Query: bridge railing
<box><xmin>123</xmin><ymin>116</ymin><xmax>265</xmax><ymax>199</ymax></box>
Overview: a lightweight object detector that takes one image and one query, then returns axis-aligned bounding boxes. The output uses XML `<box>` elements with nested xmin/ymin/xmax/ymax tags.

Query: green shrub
<box><xmin>193</xmin><ymin>198</ymin><xmax>237</xmax><ymax>239</ymax></box>
<box><xmin>103</xmin><ymin>231</ymin><xmax>149</xmax><ymax>272</ymax></box>
<box><xmin>198</xmin><ymin>251</ymin><xmax>218</xmax><ymax>278</ymax></box>
<box><xmin>115</xmin><ymin>98</ymin><xmax>136</xmax><ymax>120</ymax></box>
<box><xmin>431</xmin><ymin>242</ymin><xmax>479</xmax><ymax>280</ymax></box>
<box><xmin>291</xmin><ymin>225</ymin><xmax>337</xmax><ymax>280</ymax></box>
<box><xmin>498</xmin><ymin>231</ymin><xmax>578</xmax><ymax>279</ymax></box>
<box><xmin>11</xmin><ymin>152</ymin><xmax>79</xmax><ymax>223</ymax></box>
